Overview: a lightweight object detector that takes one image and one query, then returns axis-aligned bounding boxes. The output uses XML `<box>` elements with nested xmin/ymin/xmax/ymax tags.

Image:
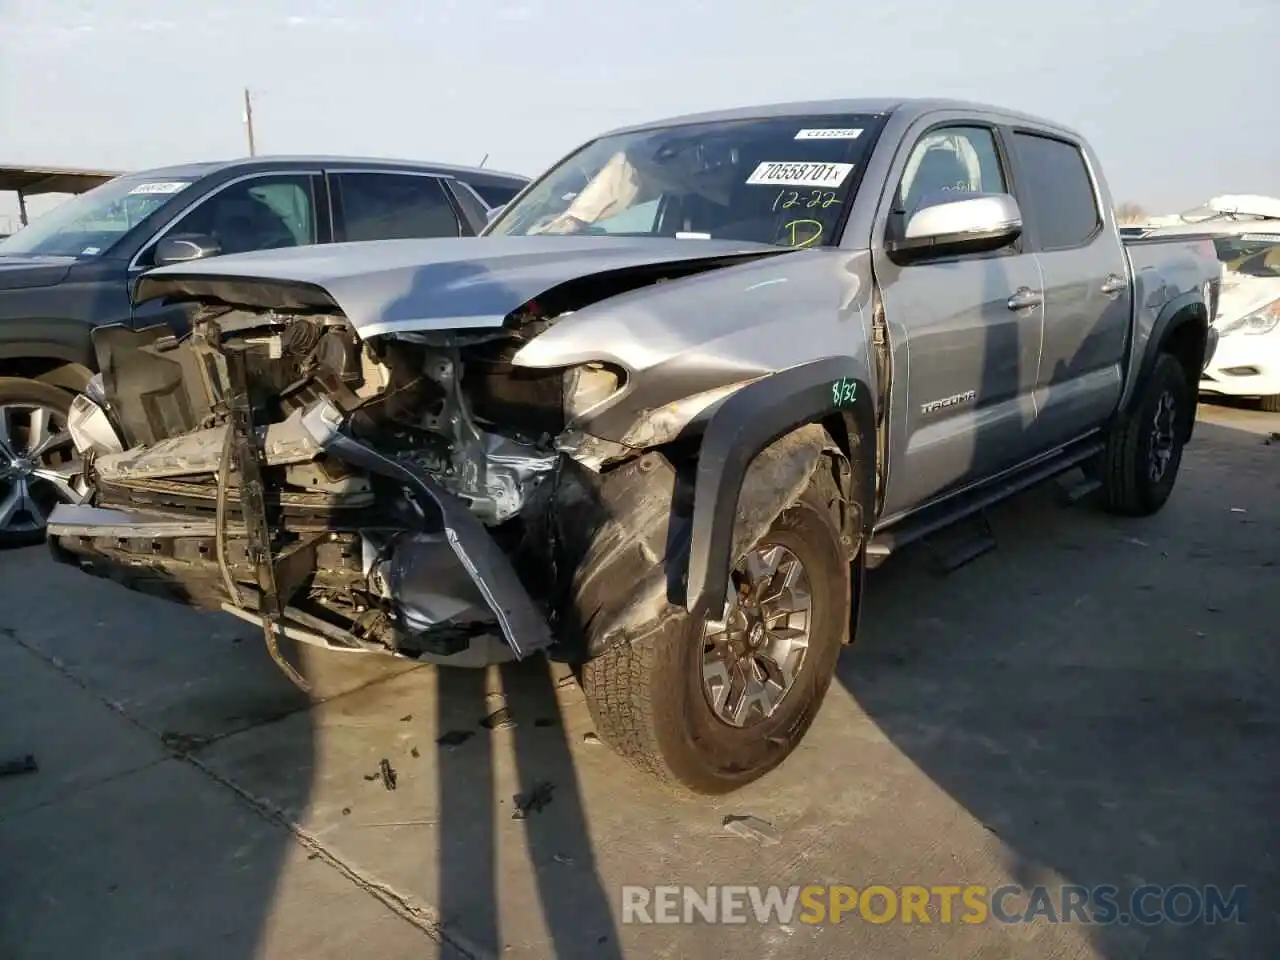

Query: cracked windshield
<box><xmin>488</xmin><ymin>114</ymin><xmax>881</xmax><ymax>248</ymax></box>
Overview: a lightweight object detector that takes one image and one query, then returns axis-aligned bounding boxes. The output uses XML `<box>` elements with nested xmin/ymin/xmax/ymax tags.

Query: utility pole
<box><xmin>243</xmin><ymin>88</ymin><xmax>257</xmax><ymax>157</ymax></box>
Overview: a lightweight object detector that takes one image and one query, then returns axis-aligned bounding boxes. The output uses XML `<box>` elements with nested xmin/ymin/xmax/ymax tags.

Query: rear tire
<box><xmin>1259</xmin><ymin>394</ymin><xmax>1280</xmax><ymax>414</ymax></box>
<box><xmin>0</xmin><ymin>378</ymin><xmax>80</xmax><ymax>549</ymax></box>
<box><xmin>581</xmin><ymin>469</ymin><xmax>851</xmax><ymax>795</ymax></box>
<box><xmin>1097</xmin><ymin>353</ymin><xmax>1190</xmax><ymax>516</ymax></box>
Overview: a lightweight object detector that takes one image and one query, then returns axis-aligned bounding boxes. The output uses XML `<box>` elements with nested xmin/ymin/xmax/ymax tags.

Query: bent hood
<box><xmin>134</xmin><ymin>235</ymin><xmax>786</xmax><ymax>338</ymax></box>
<box><xmin>0</xmin><ymin>255</ymin><xmax>77</xmax><ymax>290</ymax></box>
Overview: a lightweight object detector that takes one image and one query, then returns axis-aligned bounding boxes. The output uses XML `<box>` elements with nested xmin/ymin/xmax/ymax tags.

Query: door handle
<box><xmin>1100</xmin><ymin>274</ymin><xmax>1126</xmax><ymax>295</ymax></box>
<box><xmin>1006</xmin><ymin>287</ymin><xmax>1043</xmax><ymax>311</ymax></box>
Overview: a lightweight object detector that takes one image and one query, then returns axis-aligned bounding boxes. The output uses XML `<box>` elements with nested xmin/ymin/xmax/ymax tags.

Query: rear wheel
<box><xmin>1097</xmin><ymin>353</ymin><xmax>1190</xmax><ymax>516</ymax></box>
<box><xmin>0</xmin><ymin>378</ymin><xmax>88</xmax><ymax>548</ymax></box>
<box><xmin>581</xmin><ymin>470</ymin><xmax>850</xmax><ymax>795</ymax></box>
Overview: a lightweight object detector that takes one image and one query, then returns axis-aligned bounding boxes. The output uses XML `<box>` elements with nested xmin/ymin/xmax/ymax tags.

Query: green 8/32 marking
<box><xmin>831</xmin><ymin>378</ymin><xmax>858</xmax><ymax>407</ymax></box>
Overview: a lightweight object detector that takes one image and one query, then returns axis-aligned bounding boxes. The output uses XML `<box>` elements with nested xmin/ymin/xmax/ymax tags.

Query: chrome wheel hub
<box><xmin>1148</xmin><ymin>390</ymin><xmax>1177</xmax><ymax>483</ymax></box>
<box><xmin>0</xmin><ymin>402</ymin><xmax>89</xmax><ymax>536</ymax></box>
<box><xmin>701</xmin><ymin>543</ymin><xmax>812</xmax><ymax>728</ymax></box>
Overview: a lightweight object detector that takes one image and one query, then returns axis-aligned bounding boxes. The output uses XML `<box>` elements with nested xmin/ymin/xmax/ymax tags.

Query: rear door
<box><xmin>873</xmin><ymin>119</ymin><xmax>1045</xmax><ymax>519</ymax></box>
<box><xmin>1008</xmin><ymin>131</ymin><xmax>1131</xmax><ymax>449</ymax></box>
<box><xmin>330</xmin><ymin>171</ymin><xmax>470</xmax><ymax>241</ymax></box>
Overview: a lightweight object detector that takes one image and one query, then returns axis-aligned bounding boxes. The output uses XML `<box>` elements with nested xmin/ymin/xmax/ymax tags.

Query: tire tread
<box><xmin>581</xmin><ymin>463</ymin><xmax>846</xmax><ymax>792</ymax></box>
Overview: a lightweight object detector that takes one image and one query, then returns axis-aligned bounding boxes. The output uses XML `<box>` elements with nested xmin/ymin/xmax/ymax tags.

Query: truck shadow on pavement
<box><xmin>835</xmin><ymin>416</ymin><xmax>1279</xmax><ymax>959</ymax></box>
<box><xmin>0</xmin><ymin>548</ymin><xmax>624</xmax><ymax>959</ymax></box>
<box><xmin>0</xmin><ymin>554</ymin><xmax>327</xmax><ymax>960</ymax></box>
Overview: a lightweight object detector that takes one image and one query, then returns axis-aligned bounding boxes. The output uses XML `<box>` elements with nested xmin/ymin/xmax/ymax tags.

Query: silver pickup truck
<box><xmin>42</xmin><ymin>98</ymin><xmax>1220</xmax><ymax>794</ymax></box>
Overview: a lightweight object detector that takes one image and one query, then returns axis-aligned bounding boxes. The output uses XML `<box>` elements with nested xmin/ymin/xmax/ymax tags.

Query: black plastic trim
<box><xmin>684</xmin><ymin>356</ymin><xmax>875</xmax><ymax>619</ymax></box>
<box><xmin>1123</xmin><ymin>291</ymin><xmax>1208</xmax><ymax>418</ymax></box>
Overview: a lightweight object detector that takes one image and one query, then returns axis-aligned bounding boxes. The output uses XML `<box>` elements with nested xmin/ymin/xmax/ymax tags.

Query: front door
<box><xmin>130</xmin><ymin>172</ymin><xmax>323</xmax><ymax>335</ymax></box>
<box><xmin>874</xmin><ymin>123</ymin><xmax>1045</xmax><ymax>519</ymax></box>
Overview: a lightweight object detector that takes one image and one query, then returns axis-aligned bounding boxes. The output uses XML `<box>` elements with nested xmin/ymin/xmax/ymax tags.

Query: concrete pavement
<box><xmin>1</xmin><ymin>401</ymin><xmax>1276</xmax><ymax>959</ymax></box>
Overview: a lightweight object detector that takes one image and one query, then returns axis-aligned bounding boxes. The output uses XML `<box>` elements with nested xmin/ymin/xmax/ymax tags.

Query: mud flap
<box><xmin>222</xmin><ymin>348</ymin><xmax>312</xmax><ymax>692</ymax></box>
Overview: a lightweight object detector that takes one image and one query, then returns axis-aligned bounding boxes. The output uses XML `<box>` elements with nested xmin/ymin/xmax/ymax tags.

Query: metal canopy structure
<box><xmin>0</xmin><ymin>163</ymin><xmax>123</xmax><ymax>228</ymax></box>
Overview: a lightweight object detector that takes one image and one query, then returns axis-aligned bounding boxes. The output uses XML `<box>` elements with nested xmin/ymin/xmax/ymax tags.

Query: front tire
<box><xmin>0</xmin><ymin>377</ymin><xmax>84</xmax><ymax>548</ymax></box>
<box><xmin>1097</xmin><ymin>353</ymin><xmax>1190</xmax><ymax>516</ymax></box>
<box><xmin>581</xmin><ymin>471</ymin><xmax>851</xmax><ymax>795</ymax></box>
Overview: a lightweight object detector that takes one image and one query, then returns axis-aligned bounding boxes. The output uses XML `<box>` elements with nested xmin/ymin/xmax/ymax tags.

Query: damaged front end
<box><xmin>49</xmin><ymin>247</ymin><xmax>845</xmax><ymax>682</ymax></box>
<box><xmin>51</xmin><ymin>304</ymin><xmax>601</xmax><ymax>678</ymax></box>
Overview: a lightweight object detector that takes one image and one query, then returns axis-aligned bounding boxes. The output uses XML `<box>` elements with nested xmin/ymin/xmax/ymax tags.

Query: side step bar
<box><xmin>868</xmin><ymin>437</ymin><xmax>1105</xmax><ymax>565</ymax></box>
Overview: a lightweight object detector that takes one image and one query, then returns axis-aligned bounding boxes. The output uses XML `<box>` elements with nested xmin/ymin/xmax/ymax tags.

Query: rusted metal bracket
<box><xmin>223</xmin><ymin>347</ymin><xmax>311</xmax><ymax>693</ymax></box>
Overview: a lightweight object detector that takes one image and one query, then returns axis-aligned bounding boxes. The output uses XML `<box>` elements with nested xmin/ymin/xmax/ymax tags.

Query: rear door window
<box><xmin>1010</xmin><ymin>133</ymin><xmax>1101</xmax><ymax>250</ymax></box>
<box><xmin>335</xmin><ymin>173</ymin><xmax>462</xmax><ymax>241</ymax></box>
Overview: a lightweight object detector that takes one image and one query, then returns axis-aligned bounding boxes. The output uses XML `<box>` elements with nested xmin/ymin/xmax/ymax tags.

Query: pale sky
<box><xmin>1</xmin><ymin>0</ymin><xmax>1277</xmax><ymax>230</ymax></box>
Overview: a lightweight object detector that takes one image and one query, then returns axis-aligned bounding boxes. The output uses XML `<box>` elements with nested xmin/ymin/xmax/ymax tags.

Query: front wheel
<box><xmin>1097</xmin><ymin>353</ymin><xmax>1191</xmax><ymax>516</ymax></box>
<box><xmin>0</xmin><ymin>378</ymin><xmax>87</xmax><ymax>548</ymax></box>
<box><xmin>581</xmin><ymin>471</ymin><xmax>851</xmax><ymax>795</ymax></box>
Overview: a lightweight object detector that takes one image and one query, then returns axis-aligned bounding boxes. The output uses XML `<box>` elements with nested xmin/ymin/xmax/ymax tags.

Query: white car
<box><xmin>1134</xmin><ymin>197</ymin><xmax>1280</xmax><ymax>411</ymax></box>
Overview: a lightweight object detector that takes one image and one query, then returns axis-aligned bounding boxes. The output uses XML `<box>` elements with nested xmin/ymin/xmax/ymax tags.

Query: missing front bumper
<box><xmin>47</xmin><ymin>394</ymin><xmax>555</xmax><ymax>670</ymax></box>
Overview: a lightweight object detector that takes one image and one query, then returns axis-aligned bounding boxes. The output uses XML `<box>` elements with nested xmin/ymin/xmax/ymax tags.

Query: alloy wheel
<box><xmin>0</xmin><ymin>402</ymin><xmax>89</xmax><ymax>537</ymax></box>
<box><xmin>1148</xmin><ymin>389</ymin><xmax>1178</xmax><ymax>483</ymax></box>
<box><xmin>702</xmin><ymin>542</ymin><xmax>812</xmax><ymax>728</ymax></box>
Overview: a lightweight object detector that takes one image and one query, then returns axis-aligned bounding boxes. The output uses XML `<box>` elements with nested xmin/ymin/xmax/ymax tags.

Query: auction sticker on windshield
<box><xmin>746</xmin><ymin>162</ymin><xmax>855</xmax><ymax>188</ymax></box>
<box><xmin>127</xmin><ymin>181</ymin><xmax>191</xmax><ymax>196</ymax></box>
<box><xmin>795</xmin><ymin>128</ymin><xmax>863</xmax><ymax>140</ymax></box>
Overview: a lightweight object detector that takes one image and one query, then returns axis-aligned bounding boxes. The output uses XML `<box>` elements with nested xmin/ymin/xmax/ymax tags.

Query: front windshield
<box><xmin>0</xmin><ymin>175</ymin><xmax>196</xmax><ymax>258</ymax></box>
<box><xmin>1213</xmin><ymin>232</ymin><xmax>1280</xmax><ymax>279</ymax></box>
<box><xmin>488</xmin><ymin>114</ymin><xmax>882</xmax><ymax>248</ymax></box>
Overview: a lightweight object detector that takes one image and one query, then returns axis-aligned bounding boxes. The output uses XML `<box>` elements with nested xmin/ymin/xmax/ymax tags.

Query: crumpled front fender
<box><xmin>551</xmin><ymin>422</ymin><xmax>834</xmax><ymax>662</ymax></box>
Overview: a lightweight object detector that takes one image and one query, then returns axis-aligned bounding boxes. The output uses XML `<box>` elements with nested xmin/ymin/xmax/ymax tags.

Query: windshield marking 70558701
<box><xmin>744</xmin><ymin>162</ymin><xmax>855</xmax><ymax>188</ymax></box>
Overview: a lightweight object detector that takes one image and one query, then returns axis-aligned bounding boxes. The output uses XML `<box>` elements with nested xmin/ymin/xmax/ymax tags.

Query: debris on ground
<box><xmin>1124</xmin><ymin>536</ymin><xmax>1150</xmax><ymax>547</ymax></box>
<box><xmin>364</xmin><ymin>760</ymin><xmax>398</xmax><ymax>790</ymax></box>
<box><xmin>721</xmin><ymin>814</ymin><xmax>781</xmax><ymax>846</ymax></box>
<box><xmin>400</xmin><ymin>714</ymin><xmax>413</xmax><ymax>722</ymax></box>
<box><xmin>0</xmin><ymin>754</ymin><xmax>38</xmax><ymax>777</ymax></box>
<box><xmin>556</xmin><ymin>674</ymin><xmax>578</xmax><ymax>690</ymax></box>
<box><xmin>1230</xmin><ymin>507</ymin><xmax>1247</xmax><ymax>513</ymax></box>
<box><xmin>436</xmin><ymin>729</ymin><xmax>474</xmax><ymax>748</ymax></box>
<box><xmin>552</xmin><ymin>853</ymin><xmax>575</xmax><ymax>864</ymax></box>
<box><xmin>359</xmin><ymin>818</ymin><xmax>437</xmax><ymax>828</ymax></box>
<box><xmin>410</xmin><ymin>746</ymin><xmax>421</xmax><ymax>759</ymax></box>
<box><xmin>512</xmin><ymin>781</ymin><xmax>556</xmax><ymax>819</ymax></box>
<box><xmin>582</xmin><ymin>732</ymin><xmax>602</xmax><ymax>745</ymax></box>
<box><xmin>342</xmin><ymin>807</ymin><xmax>352</xmax><ymax>816</ymax></box>
<box><xmin>481</xmin><ymin>707</ymin><xmax>517</xmax><ymax>730</ymax></box>
<box><xmin>378</xmin><ymin>758</ymin><xmax>398</xmax><ymax>791</ymax></box>
<box><xmin>159</xmin><ymin>732</ymin><xmax>209</xmax><ymax>755</ymax></box>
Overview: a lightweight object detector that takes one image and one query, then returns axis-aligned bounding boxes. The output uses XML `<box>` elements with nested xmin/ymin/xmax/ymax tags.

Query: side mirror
<box><xmin>887</xmin><ymin>193</ymin><xmax>1022</xmax><ymax>261</ymax></box>
<box><xmin>485</xmin><ymin>204</ymin><xmax>506</xmax><ymax>224</ymax></box>
<box><xmin>153</xmin><ymin>234</ymin><xmax>222</xmax><ymax>267</ymax></box>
